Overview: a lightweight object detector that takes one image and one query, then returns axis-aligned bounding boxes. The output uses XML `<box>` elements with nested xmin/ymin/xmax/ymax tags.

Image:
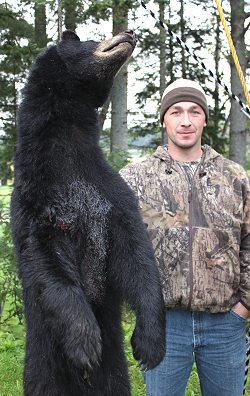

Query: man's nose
<box><xmin>181</xmin><ymin>112</ymin><xmax>191</xmax><ymax>126</ymax></box>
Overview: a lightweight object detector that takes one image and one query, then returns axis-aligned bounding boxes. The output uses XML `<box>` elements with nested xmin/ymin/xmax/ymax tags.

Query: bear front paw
<box><xmin>131</xmin><ymin>321</ymin><xmax>165</xmax><ymax>370</ymax></box>
<box><xmin>64</xmin><ymin>321</ymin><xmax>102</xmax><ymax>370</ymax></box>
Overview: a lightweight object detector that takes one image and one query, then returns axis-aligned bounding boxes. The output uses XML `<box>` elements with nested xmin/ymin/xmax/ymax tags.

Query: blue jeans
<box><xmin>143</xmin><ymin>309</ymin><xmax>247</xmax><ymax>396</ymax></box>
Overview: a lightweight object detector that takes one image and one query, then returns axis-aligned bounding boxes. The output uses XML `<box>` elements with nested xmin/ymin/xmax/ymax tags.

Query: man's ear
<box><xmin>163</xmin><ymin>122</ymin><xmax>166</xmax><ymax>128</ymax></box>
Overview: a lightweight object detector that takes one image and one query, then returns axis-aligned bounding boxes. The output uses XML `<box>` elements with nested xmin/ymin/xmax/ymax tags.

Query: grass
<box><xmin>0</xmin><ymin>328</ymin><xmax>200</xmax><ymax>396</ymax></box>
<box><xmin>0</xmin><ymin>351</ymin><xmax>23</xmax><ymax>396</ymax></box>
<box><xmin>0</xmin><ymin>306</ymin><xmax>250</xmax><ymax>396</ymax></box>
<box><xmin>1</xmin><ymin>333</ymin><xmax>250</xmax><ymax>396</ymax></box>
<box><xmin>0</xmin><ymin>313</ymin><xmax>201</xmax><ymax>396</ymax></box>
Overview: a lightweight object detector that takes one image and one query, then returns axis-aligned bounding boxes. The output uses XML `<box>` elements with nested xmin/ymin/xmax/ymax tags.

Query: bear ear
<box><xmin>61</xmin><ymin>30</ymin><xmax>80</xmax><ymax>41</ymax></box>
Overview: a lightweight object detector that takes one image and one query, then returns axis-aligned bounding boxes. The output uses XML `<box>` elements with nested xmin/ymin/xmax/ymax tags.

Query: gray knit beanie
<box><xmin>160</xmin><ymin>78</ymin><xmax>209</xmax><ymax>124</ymax></box>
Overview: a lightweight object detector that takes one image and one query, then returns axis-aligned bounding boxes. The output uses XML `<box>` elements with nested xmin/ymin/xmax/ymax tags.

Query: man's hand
<box><xmin>232</xmin><ymin>301</ymin><xmax>250</xmax><ymax>319</ymax></box>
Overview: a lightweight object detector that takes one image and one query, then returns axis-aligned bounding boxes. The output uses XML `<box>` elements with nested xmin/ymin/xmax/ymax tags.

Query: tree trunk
<box><xmin>64</xmin><ymin>0</ymin><xmax>77</xmax><ymax>31</ymax></box>
<box><xmin>110</xmin><ymin>2</ymin><xmax>129</xmax><ymax>159</ymax></box>
<box><xmin>159</xmin><ymin>0</ymin><xmax>167</xmax><ymax>144</ymax></box>
<box><xmin>34</xmin><ymin>0</ymin><xmax>47</xmax><ymax>48</ymax></box>
<box><xmin>180</xmin><ymin>0</ymin><xmax>186</xmax><ymax>78</ymax></box>
<box><xmin>168</xmin><ymin>4</ymin><xmax>174</xmax><ymax>83</ymax></box>
<box><xmin>229</xmin><ymin>0</ymin><xmax>247</xmax><ymax>167</ymax></box>
<box><xmin>99</xmin><ymin>96</ymin><xmax>111</xmax><ymax>131</ymax></box>
<box><xmin>214</xmin><ymin>12</ymin><xmax>221</xmax><ymax>132</ymax></box>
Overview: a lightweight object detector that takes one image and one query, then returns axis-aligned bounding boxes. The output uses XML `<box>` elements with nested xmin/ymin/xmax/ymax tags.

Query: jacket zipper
<box><xmin>174</xmin><ymin>154</ymin><xmax>206</xmax><ymax>310</ymax></box>
<box><xmin>187</xmin><ymin>186</ymin><xmax>193</xmax><ymax>310</ymax></box>
<box><xmin>186</xmin><ymin>160</ymin><xmax>206</xmax><ymax>310</ymax></box>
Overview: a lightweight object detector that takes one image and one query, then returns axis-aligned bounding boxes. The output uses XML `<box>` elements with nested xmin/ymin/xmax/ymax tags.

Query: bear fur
<box><xmin>11</xmin><ymin>30</ymin><xmax>165</xmax><ymax>396</ymax></box>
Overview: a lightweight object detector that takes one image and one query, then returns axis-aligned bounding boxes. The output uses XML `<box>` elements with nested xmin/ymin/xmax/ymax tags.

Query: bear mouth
<box><xmin>102</xmin><ymin>32</ymin><xmax>137</xmax><ymax>52</ymax></box>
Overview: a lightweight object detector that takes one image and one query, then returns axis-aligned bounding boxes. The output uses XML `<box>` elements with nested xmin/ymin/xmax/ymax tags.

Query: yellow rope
<box><xmin>214</xmin><ymin>0</ymin><xmax>250</xmax><ymax>109</ymax></box>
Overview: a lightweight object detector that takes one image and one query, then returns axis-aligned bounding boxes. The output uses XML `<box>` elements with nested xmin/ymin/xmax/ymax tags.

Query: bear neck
<box><xmin>18</xmin><ymin>45</ymin><xmax>109</xmax><ymax>146</ymax></box>
<box><xmin>18</xmin><ymin>97</ymin><xmax>101</xmax><ymax>146</ymax></box>
<box><xmin>19</xmin><ymin>87</ymin><xmax>102</xmax><ymax>146</ymax></box>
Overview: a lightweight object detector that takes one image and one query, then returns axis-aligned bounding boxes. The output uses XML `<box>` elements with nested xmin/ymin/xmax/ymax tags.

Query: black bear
<box><xmin>11</xmin><ymin>30</ymin><xmax>165</xmax><ymax>396</ymax></box>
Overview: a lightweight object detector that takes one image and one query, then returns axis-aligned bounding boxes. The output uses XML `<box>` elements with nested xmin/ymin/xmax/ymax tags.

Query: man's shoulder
<box><xmin>205</xmin><ymin>145</ymin><xmax>248</xmax><ymax>181</ymax></box>
<box><xmin>119</xmin><ymin>154</ymin><xmax>160</xmax><ymax>191</ymax></box>
<box><xmin>120</xmin><ymin>155</ymin><xmax>157</xmax><ymax>176</ymax></box>
<box><xmin>219</xmin><ymin>156</ymin><xmax>248</xmax><ymax>181</ymax></box>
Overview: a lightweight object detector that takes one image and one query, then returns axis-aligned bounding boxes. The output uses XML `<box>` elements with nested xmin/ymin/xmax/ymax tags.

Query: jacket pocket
<box><xmin>192</xmin><ymin>228</ymin><xmax>240</xmax><ymax>310</ymax></box>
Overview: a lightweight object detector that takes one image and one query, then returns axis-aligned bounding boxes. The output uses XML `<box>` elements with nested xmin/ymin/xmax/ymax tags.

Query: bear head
<box><xmin>28</xmin><ymin>30</ymin><xmax>137</xmax><ymax>108</ymax></box>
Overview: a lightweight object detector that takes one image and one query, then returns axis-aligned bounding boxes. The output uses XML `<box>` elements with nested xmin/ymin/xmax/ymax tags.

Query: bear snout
<box><xmin>98</xmin><ymin>31</ymin><xmax>137</xmax><ymax>54</ymax></box>
<box><xmin>124</xmin><ymin>30</ymin><xmax>138</xmax><ymax>44</ymax></box>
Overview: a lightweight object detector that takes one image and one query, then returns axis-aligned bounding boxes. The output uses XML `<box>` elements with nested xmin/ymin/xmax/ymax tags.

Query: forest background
<box><xmin>0</xmin><ymin>0</ymin><xmax>250</xmax><ymax>395</ymax></box>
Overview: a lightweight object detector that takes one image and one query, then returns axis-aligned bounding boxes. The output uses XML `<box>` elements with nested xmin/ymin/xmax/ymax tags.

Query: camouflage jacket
<box><xmin>120</xmin><ymin>145</ymin><xmax>250</xmax><ymax>312</ymax></box>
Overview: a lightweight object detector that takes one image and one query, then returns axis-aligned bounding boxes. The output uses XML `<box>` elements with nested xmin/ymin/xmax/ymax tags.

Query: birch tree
<box><xmin>110</xmin><ymin>1</ymin><xmax>129</xmax><ymax>163</ymax></box>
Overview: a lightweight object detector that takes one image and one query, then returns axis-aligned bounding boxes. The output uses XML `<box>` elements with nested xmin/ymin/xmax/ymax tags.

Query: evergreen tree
<box><xmin>0</xmin><ymin>3</ymin><xmax>34</xmax><ymax>184</ymax></box>
<box><xmin>34</xmin><ymin>0</ymin><xmax>47</xmax><ymax>48</ymax></box>
<box><xmin>64</xmin><ymin>0</ymin><xmax>77</xmax><ymax>31</ymax></box>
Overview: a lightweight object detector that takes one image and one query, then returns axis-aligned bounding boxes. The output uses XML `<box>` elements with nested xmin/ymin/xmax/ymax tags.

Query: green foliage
<box><xmin>129</xmin><ymin>123</ymin><xmax>161</xmax><ymax>148</ymax></box>
<box><xmin>185</xmin><ymin>366</ymin><xmax>201</xmax><ymax>395</ymax></box>
<box><xmin>0</xmin><ymin>330</ymin><xmax>24</xmax><ymax>353</ymax></box>
<box><xmin>100</xmin><ymin>129</ymin><xmax>132</xmax><ymax>170</ymax></box>
<box><xmin>80</xmin><ymin>0</ymin><xmax>137</xmax><ymax>24</ymax></box>
<box><xmin>107</xmin><ymin>149</ymin><xmax>131</xmax><ymax>170</ymax></box>
<box><xmin>0</xmin><ymin>3</ymin><xmax>38</xmax><ymax>184</ymax></box>
<box><xmin>202</xmin><ymin>122</ymin><xmax>228</xmax><ymax>156</ymax></box>
<box><xmin>0</xmin><ymin>3</ymin><xmax>33</xmax><ymax>39</ymax></box>
<box><xmin>64</xmin><ymin>0</ymin><xmax>77</xmax><ymax>31</ymax></box>
<box><xmin>0</xmin><ymin>187</ymin><xmax>23</xmax><ymax>326</ymax></box>
<box><xmin>80</xmin><ymin>0</ymin><xmax>113</xmax><ymax>23</ymax></box>
<box><xmin>0</xmin><ymin>3</ymin><xmax>35</xmax><ymax>83</ymax></box>
<box><xmin>123</xmin><ymin>308</ymin><xmax>146</xmax><ymax>395</ymax></box>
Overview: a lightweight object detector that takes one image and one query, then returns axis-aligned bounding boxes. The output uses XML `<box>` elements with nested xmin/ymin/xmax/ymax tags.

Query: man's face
<box><xmin>163</xmin><ymin>102</ymin><xmax>206</xmax><ymax>150</ymax></box>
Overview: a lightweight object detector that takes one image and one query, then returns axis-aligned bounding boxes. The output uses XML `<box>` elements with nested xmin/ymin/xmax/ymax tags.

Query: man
<box><xmin>120</xmin><ymin>78</ymin><xmax>250</xmax><ymax>396</ymax></box>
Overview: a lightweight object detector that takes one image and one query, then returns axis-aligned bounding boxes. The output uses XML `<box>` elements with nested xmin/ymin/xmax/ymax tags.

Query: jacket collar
<box><xmin>153</xmin><ymin>144</ymin><xmax>220</xmax><ymax>174</ymax></box>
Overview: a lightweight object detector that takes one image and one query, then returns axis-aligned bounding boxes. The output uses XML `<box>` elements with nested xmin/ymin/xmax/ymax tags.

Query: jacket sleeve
<box><xmin>239</xmin><ymin>174</ymin><xmax>250</xmax><ymax>311</ymax></box>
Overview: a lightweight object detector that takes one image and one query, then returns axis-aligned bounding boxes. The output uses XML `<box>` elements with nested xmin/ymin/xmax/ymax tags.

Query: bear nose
<box><xmin>125</xmin><ymin>30</ymin><xmax>138</xmax><ymax>42</ymax></box>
